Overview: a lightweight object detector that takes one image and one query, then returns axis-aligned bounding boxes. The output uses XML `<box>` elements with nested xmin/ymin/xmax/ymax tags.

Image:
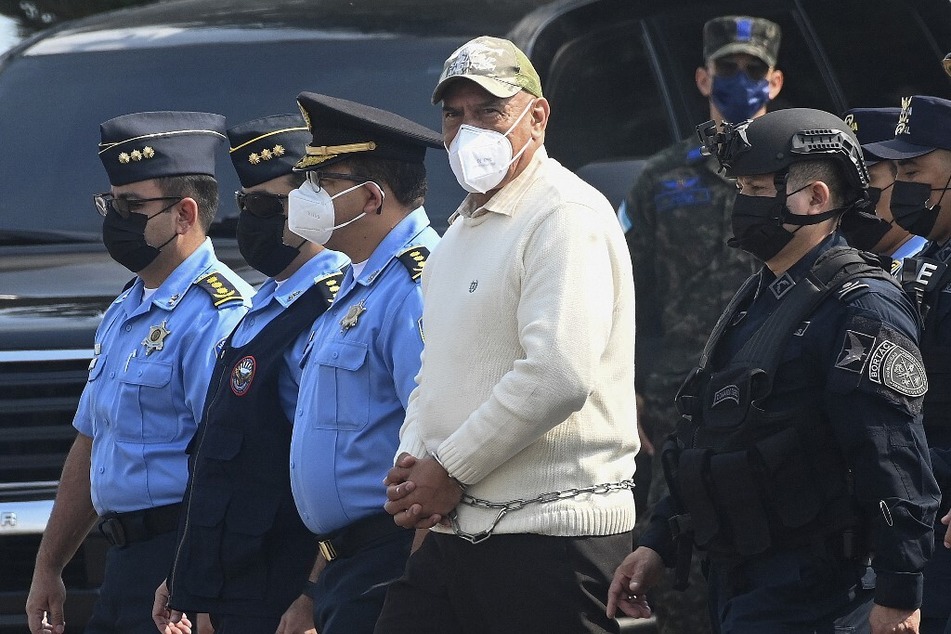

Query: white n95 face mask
<box><xmin>446</xmin><ymin>100</ymin><xmax>535</xmax><ymax>194</ymax></box>
<box><xmin>287</xmin><ymin>179</ymin><xmax>376</xmax><ymax>245</ymax></box>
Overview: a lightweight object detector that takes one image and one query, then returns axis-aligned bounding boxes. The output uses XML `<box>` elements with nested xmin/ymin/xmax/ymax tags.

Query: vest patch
<box><xmin>793</xmin><ymin>321</ymin><xmax>810</xmax><ymax>337</ymax></box>
<box><xmin>231</xmin><ymin>355</ymin><xmax>256</xmax><ymax>396</ymax></box>
<box><xmin>711</xmin><ymin>384</ymin><xmax>740</xmax><ymax>408</ymax></box>
<box><xmin>835</xmin><ymin>330</ymin><xmax>875</xmax><ymax>373</ymax></box>
<box><xmin>867</xmin><ymin>340</ymin><xmax>928</xmax><ymax>397</ymax></box>
<box><xmin>769</xmin><ymin>272</ymin><xmax>796</xmax><ymax>300</ymax></box>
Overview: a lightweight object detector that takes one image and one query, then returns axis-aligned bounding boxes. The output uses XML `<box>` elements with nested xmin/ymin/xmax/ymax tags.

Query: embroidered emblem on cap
<box><xmin>895</xmin><ymin>96</ymin><xmax>913</xmax><ymax>136</ymax></box>
<box><xmin>340</xmin><ymin>299</ymin><xmax>366</xmax><ymax>332</ymax></box>
<box><xmin>867</xmin><ymin>339</ymin><xmax>927</xmax><ymax>397</ymax></box>
<box><xmin>248</xmin><ymin>145</ymin><xmax>286</xmax><ymax>164</ymax></box>
<box><xmin>142</xmin><ymin>321</ymin><xmax>171</xmax><ymax>355</ymax></box>
<box><xmin>118</xmin><ymin>146</ymin><xmax>156</xmax><ymax>164</ymax></box>
<box><xmin>231</xmin><ymin>355</ymin><xmax>256</xmax><ymax>396</ymax></box>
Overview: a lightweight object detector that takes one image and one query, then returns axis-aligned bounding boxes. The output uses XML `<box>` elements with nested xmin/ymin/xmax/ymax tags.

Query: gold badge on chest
<box><xmin>142</xmin><ymin>321</ymin><xmax>171</xmax><ymax>355</ymax></box>
<box><xmin>340</xmin><ymin>300</ymin><xmax>366</xmax><ymax>333</ymax></box>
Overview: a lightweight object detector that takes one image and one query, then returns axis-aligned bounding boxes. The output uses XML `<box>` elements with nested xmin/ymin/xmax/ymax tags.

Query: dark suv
<box><xmin>0</xmin><ymin>0</ymin><xmax>949</xmax><ymax>632</ymax></box>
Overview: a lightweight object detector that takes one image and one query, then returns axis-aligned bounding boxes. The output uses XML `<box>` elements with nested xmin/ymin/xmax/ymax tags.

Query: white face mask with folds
<box><xmin>446</xmin><ymin>99</ymin><xmax>535</xmax><ymax>194</ymax></box>
<box><xmin>287</xmin><ymin>179</ymin><xmax>381</xmax><ymax>245</ymax></box>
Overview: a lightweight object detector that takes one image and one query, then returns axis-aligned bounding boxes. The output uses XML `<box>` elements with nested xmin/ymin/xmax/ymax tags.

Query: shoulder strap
<box><xmin>194</xmin><ymin>271</ymin><xmax>248</xmax><ymax>308</ymax></box>
<box><xmin>697</xmin><ymin>273</ymin><xmax>760</xmax><ymax>370</ymax></box>
<box><xmin>396</xmin><ymin>246</ymin><xmax>430</xmax><ymax>282</ymax></box>
<box><xmin>314</xmin><ymin>271</ymin><xmax>345</xmax><ymax>308</ymax></box>
<box><xmin>733</xmin><ymin>247</ymin><xmax>892</xmax><ymax>373</ymax></box>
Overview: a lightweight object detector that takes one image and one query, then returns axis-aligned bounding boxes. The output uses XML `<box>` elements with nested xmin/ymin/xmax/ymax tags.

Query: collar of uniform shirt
<box><xmin>457</xmin><ymin>146</ymin><xmax>549</xmax><ymax>219</ymax></box>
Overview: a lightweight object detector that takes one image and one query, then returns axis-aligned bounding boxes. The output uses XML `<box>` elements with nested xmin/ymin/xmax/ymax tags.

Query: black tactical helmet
<box><xmin>698</xmin><ymin>108</ymin><xmax>869</xmax><ymax>192</ymax></box>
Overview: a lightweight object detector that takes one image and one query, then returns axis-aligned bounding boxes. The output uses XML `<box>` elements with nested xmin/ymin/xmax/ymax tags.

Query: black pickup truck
<box><xmin>0</xmin><ymin>0</ymin><xmax>948</xmax><ymax>631</ymax></box>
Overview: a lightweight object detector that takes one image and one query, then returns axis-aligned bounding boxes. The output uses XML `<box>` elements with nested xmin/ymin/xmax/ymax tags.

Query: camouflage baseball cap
<box><xmin>703</xmin><ymin>15</ymin><xmax>781</xmax><ymax>68</ymax></box>
<box><xmin>432</xmin><ymin>36</ymin><xmax>543</xmax><ymax>104</ymax></box>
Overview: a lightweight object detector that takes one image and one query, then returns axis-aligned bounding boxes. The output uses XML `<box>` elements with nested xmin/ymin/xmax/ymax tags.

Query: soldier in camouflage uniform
<box><xmin>618</xmin><ymin>15</ymin><xmax>783</xmax><ymax>634</ymax></box>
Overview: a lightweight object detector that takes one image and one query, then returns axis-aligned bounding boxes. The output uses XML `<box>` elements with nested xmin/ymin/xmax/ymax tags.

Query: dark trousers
<box><xmin>84</xmin><ymin>531</ymin><xmax>176</xmax><ymax>634</ymax></box>
<box><xmin>209</xmin><ymin>613</ymin><xmax>281</xmax><ymax>634</ymax></box>
<box><xmin>707</xmin><ymin>547</ymin><xmax>876</xmax><ymax>634</ymax></box>
<box><xmin>308</xmin><ymin>528</ymin><xmax>413</xmax><ymax>634</ymax></box>
<box><xmin>374</xmin><ymin>530</ymin><xmax>632</xmax><ymax>634</ymax></box>
<box><xmin>920</xmin><ymin>517</ymin><xmax>951</xmax><ymax>634</ymax></box>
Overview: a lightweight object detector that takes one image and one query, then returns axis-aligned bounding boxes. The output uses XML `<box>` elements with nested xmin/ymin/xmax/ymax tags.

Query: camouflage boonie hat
<box><xmin>703</xmin><ymin>15</ymin><xmax>781</xmax><ymax>68</ymax></box>
<box><xmin>432</xmin><ymin>35</ymin><xmax>543</xmax><ymax>104</ymax></box>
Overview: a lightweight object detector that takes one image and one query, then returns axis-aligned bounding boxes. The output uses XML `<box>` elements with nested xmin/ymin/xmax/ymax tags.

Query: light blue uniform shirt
<box><xmin>889</xmin><ymin>234</ymin><xmax>929</xmax><ymax>276</ymax></box>
<box><xmin>290</xmin><ymin>207</ymin><xmax>439</xmax><ymax>535</ymax></box>
<box><xmin>74</xmin><ymin>239</ymin><xmax>253</xmax><ymax>514</ymax></box>
<box><xmin>230</xmin><ymin>248</ymin><xmax>350</xmax><ymax>421</ymax></box>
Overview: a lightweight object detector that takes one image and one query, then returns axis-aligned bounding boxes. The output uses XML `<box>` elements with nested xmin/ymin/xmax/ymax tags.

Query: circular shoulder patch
<box><xmin>230</xmin><ymin>355</ymin><xmax>256</xmax><ymax>396</ymax></box>
<box><xmin>867</xmin><ymin>340</ymin><xmax>928</xmax><ymax>398</ymax></box>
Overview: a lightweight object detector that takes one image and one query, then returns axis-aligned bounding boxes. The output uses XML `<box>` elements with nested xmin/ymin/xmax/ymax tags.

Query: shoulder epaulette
<box><xmin>315</xmin><ymin>271</ymin><xmax>345</xmax><ymax>306</ymax></box>
<box><xmin>194</xmin><ymin>271</ymin><xmax>247</xmax><ymax>308</ymax></box>
<box><xmin>396</xmin><ymin>246</ymin><xmax>430</xmax><ymax>282</ymax></box>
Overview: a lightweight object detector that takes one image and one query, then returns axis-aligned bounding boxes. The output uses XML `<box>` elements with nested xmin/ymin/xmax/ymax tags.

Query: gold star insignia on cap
<box><xmin>142</xmin><ymin>321</ymin><xmax>171</xmax><ymax>355</ymax></box>
<box><xmin>142</xmin><ymin>146</ymin><xmax>155</xmax><ymax>158</ymax></box>
<box><xmin>273</xmin><ymin>144</ymin><xmax>285</xmax><ymax>156</ymax></box>
<box><xmin>340</xmin><ymin>299</ymin><xmax>366</xmax><ymax>332</ymax></box>
<box><xmin>248</xmin><ymin>152</ymin><xmax>261</xmax><ymax>164</ymax></box>
<box><xmin>130</xmin><ymin>149</ymin><xmax>142</xmax><ymax>161</ymax></box>
<box><xmin>119</xmin><ymin>152</ymin><xmax>131</xmax><ymax>164</ymax></box>
<box><xmin>260</xmin><ymin>148</ymin><xmax>273</xmax><ymax>160</ymax></box>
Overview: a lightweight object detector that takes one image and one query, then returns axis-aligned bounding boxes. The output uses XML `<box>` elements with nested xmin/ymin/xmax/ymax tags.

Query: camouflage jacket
<box><xmin>623</xmin><ymin>137</ymin><xmax>755</xmax><ymax>402</ymax></box>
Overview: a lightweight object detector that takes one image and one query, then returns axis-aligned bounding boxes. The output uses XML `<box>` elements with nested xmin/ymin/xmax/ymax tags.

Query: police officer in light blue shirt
<box><xmin>285</xmin><ymin>93</ymin><xmax>443</xmax><ymax>634</ymax></box>
<box><xmin>157</xmin><ymin>113</ymin><xmax>350</xmax><ymax>634</ymax></box>
<box><xmin>26</xmin><ymin>111</ymin><xmax>253</xmax><ymax>634</ymax></box>
<box><xmin>841</xmin><ymin>107</ymin><xmax>927</xmax><ymax>275</ymax></box>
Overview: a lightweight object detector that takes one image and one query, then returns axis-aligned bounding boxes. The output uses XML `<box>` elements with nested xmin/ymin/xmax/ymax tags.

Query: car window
<box><xmin>0</xmin><ymin>35</ymin><xmax>467</xmax><ymax>237</ymax></box>
<box><xmin>802</xmin><ymin>0</ymin><xmax>951</xmax><ymax>108</ymax></box>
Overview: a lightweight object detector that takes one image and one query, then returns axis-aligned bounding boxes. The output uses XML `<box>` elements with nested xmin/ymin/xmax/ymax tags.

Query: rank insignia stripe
<box><xmin>195</xmin><ymin>272</ymin><xmax>247</xmax><ymax>307</ymax></box>
<box><xmin>397</xmin><ymin>245</ymin><xmax>429</xmax><ymax>282</ymax></box>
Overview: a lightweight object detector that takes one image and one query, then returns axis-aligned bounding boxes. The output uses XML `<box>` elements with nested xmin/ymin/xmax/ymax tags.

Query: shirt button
<box><xmin>109</xmin><ymin>372</ymin><xmax>115</xmax><ymax>379</ymax></box>
<box><xmin>98</xmin><ymin>467</ymin><xmax>105</xmax><ymax>474</ymax></box>
<box><xmin>138</xmin><ymin>371</ymin><xmax>143</xmax><ymax>376</ymax></box>
<box><xmin>125</xmin><ymin>325</ymin><xmax>132</xmax><ymax>332</ymax></box>
<box><xmin>332</xmin><ymin>352</ymin><xmax>339</xmax><ymax>359</ymax></box>
<box><xmin>248</xmin><ymin>317</ymin><xmax>255</xmax><ymax>327</ymax></box>
<box><xmin>290</xmin><ymin>461</ymin><xmax>295</xmax><ymax>469</ymax></box>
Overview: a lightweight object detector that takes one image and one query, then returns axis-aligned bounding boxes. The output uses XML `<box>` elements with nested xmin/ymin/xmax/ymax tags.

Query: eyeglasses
<box><xmin>713</xmin><ymin>58</ymin><xmax>770</xmax><ymax>81</ymax></box>
<box><xmin>305</xmin><ymin>171</ymin><xmax>366</xmax><ymax>191</ymax></box>
<box><xmin>235</xmin><ymin>191</ymin><xmax>289</xmax><ymax>218</ymax></box>
<box><xmin>94</xmin><ymin>193</ymin><xmax>182</xmax><ymax>219</ymax></box>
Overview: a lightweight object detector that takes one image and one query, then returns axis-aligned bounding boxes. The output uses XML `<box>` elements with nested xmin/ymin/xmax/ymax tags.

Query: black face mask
<box><xmin>101</xmin><ymin>209</ymin><xmax>175</xmax><ymax>272</ymax></box>
<box><xmin>236</xmin><ymin>211</ymin><xmax>302</xmax><ymax>277</ymax></box>
<box><xmin>728</xmin><ymin>193</ymin><xmax>796</xmax><ymax>261</ymax></box>
<box><xmin>728</xmin><ymin>180</ymin><xmax>843</xmax><ymax>262</ymax></box>
<box><xmin>839</xmin><ymin>186</ymin><xmax>893</xmax><ymax>252</ymax></box>
<box><xmin>890</xmin><ymin>180</ymin><xmax>945</xmax><ymax>238</ymax></box>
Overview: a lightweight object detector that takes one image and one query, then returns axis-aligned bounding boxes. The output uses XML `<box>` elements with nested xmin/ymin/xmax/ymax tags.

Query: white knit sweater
<box><xmin>398</xmin><ymin>149</ymin><xmax>638</xmax><ymax>537</ymax></box>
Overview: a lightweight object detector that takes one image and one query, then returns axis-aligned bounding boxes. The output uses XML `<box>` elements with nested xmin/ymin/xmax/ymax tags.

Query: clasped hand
<box><xmin>383</xmin><ymin>453</ymin><xmax>463</xmax><ymax>529</ymax></box>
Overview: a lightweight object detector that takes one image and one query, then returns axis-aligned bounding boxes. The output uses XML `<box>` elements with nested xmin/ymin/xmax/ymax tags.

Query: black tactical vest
<box><xmin>168</xmin><ymin>274</ymin><xmax>341</xmax><ymax>614</ymax></box>
<box><xmin>666</xmin><ymin>247</ymin><xmax>895</xmax><ymax>561</ymax></box>
<box><xmin>902</xmin><ymin>254</ymin><xmax>951</xmax><ymax>431</ymax></box>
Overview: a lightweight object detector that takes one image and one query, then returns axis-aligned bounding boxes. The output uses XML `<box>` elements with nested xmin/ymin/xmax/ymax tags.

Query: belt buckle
<box><xmin>98</xmin><ymin>514</ymin><xmax>127</xmax><ymax>548</ymax></box>
<box><xmin>317</xmin><ymin>539</ymin><xmax>337</xmax><ymax>562</ymax></box>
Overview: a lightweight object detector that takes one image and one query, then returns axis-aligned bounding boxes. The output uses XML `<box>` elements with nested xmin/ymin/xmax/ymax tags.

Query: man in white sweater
<box><xmin>375</xmin><ymin>36</ymin><xmax>638</xmax><ymax>634</ymax></box>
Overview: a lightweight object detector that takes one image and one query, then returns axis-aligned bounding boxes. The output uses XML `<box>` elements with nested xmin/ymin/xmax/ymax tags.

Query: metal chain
<box><xmin>448</xmin><ymin>479</ymin><xmax>636</xmax><ymax>544</ymax></box>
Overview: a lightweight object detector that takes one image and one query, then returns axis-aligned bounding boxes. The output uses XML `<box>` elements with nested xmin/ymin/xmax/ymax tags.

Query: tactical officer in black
<box><xmin>151</xmin><ymin>114</ymin><xmax>349</xmax><ymax>634</ymax></box>
<box><xmin>864</xmin><ymin>94</ymin><xmax>951</xmax><ymax>634</ymax></box>
<box><xmin>608</xmin><ymin>108</ymin><xmax>940</xmax><ymax>634</ymax></box>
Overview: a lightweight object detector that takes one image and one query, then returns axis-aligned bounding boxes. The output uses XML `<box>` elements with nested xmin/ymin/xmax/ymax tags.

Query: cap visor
<box><xmin>863</xmin><ymin>138</ymin><xmax>936</xmax><ymax>160</ymax></box>
<box><xmin>432</xmin><ymin>75</ymin><xmax>522</xmax><ymax>104</ymax></box>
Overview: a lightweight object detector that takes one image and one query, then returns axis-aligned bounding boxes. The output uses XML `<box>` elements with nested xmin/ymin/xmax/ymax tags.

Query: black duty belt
<box><xmin>316</xmin><ymin>512</ymin><xmax>405</xmax><ymax>562</ymax></box>
<box><xmin>98</xmin><ymin>502</ymin><xmax>182</xmax><ymax>548</ymax></box>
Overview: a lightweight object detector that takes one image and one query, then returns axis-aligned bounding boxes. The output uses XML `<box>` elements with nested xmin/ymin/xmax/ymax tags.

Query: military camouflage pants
<box><xmin>634</xmin><ymin>396</ymin><xmax>714</xmax><ymax>634</ymax></box>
